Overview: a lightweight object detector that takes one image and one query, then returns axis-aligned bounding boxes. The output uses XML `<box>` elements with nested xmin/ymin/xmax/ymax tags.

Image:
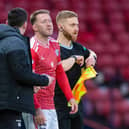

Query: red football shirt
<box><xmin>31</xmin><ymin>37</ymin><xmax>73</xmax><ymax>109</ymax></box>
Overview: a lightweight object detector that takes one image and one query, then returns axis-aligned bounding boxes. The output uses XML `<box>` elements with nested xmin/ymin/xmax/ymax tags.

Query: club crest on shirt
<box><xmin>55</xmin><ymin>49</ymin><xmax>59</xmax><ymax>56</ymax></box>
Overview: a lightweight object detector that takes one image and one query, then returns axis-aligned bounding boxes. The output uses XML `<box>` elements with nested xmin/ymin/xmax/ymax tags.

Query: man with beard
<box><xmin>54</xmin><ymin>10</ymin><xmax>97</xmax><ymax>129</ymax></box>
<box><xmin>22</xmin><ymin>9</ymin><xmax>78</xmax><ymax>129</ymax></box>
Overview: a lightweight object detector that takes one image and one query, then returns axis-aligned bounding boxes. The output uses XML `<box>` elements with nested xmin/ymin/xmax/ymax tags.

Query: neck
<box><xmin>19</xmin><ymin>27</ymin><xmax>25</xmax><ymax>35</ymax></box>
<box><xmin>35</xmin><ymin>33</ymin><xmax>48</xmax><ymax>44</ymax></box>
<box><xmin>57</xmin><ymin>32</ymin><xmax>71</xmax><ymax>47</ymax></box>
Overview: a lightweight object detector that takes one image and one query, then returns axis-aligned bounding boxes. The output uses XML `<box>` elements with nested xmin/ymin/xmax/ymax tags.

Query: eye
<box><xmin>41</xmin><ymin>20</ymin><xmax>47</xmax><ymax>24</ymax></box>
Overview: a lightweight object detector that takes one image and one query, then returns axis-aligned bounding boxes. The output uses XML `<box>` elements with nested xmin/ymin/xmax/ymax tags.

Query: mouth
<box><xmin>73</xmin><ymin>32</ymin><xmax>78</xmax><ymax>35</ymax></box>
<box><xmin>47</xmin><ymin>28</ymin><xmax>53</xmax><ymax>32</ymax></box>
<box><xmin>73</xmin><ymin>33</ymin><xmax>78</xmax><ymax>36</ymax></box>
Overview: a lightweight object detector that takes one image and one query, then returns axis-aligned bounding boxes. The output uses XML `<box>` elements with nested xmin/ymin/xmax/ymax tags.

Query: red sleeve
<box><xmin>56</xmin><ymin>63</ymin><xmax>74</xmax><ymax>101</ymax></box>
<box><xmin>31</xmin><ymin>48</ymin><xmax>41</xmax><ymax>109</ymax></box>
<box><xmin>34</xmin><ymin>94</ymin><xmax>41</xmax><ymax>109</ymax></box>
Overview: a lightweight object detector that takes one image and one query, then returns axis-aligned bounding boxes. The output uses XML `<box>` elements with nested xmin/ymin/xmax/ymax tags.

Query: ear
<box><xmin>32</xmin><ymin>24</ymin><xmax>38</xmax><ymax>32</ymax></box>
<box><xmin>58</xmin><ymin>24</ymin><xmax>63</xmax><ymax>32</ymax></box>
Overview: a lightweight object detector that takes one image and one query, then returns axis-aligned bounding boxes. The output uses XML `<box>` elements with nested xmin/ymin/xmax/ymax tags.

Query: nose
<box><xmin>47</xmin><ymin>21</ymin><xmax>51</xmax><ymax>26</ymax></box>
<box><xmin>75</xmin><ymin>25</ymin><xmax>79</xmax><ymax>32</ymax></box>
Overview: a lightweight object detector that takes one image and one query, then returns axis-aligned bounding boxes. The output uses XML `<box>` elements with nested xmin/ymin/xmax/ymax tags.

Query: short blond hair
<box><xmin>56</xmin><ymin>10</ymin><xmax>78</xmax><ymax>24</ymax></box>
<box><xmin>30</xmin><ymin>9</ymin><xmax>50</xmax><ymax>25</ymax></box>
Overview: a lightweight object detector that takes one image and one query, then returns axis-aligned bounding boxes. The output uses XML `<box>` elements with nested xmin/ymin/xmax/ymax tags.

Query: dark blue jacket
<box><xmin>0</xmin><ymin>24</ymin><xmax>48</xmax><ymax>114</ymax></box>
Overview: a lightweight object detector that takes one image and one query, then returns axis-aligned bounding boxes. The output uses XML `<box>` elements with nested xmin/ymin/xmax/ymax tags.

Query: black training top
<box><xmin>54</xmin><ymin>42</ymin><xmax>90</xmax><ymax>111</ymax></box>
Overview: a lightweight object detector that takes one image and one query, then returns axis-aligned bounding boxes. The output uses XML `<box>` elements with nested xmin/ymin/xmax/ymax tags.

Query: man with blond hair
<box><xmin>54</xmin><ymin>10</ymin><xmax>97</xmax><ymax>129</ymax></box>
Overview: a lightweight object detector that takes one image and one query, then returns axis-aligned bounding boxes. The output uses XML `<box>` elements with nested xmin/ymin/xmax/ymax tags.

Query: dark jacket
<box><xmin>0</xmin><ymin>24</ymin><xmax>48</xmax><ymax>114</ymax></box>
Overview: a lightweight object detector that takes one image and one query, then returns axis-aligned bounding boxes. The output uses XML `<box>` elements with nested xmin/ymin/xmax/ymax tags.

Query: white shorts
<box><xmin>22</xmin><ymin>112</ymin><xmax>35</xmax><ymax>129</ymax></box>
<box><xmin>38</xmin><ymin>109</ymin><xmax>59</xmax><ymax>129</ymax></box>
<box><xmin>22</xmin><ymin>109</ymin><xmax>59</xmax><ymax>129</ymax></box>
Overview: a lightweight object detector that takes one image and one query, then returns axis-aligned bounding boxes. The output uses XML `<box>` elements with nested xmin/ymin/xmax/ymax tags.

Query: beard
<box><xmin>62</xmin><ymin>29</ymin><xmax>78</xmax><ymax>42</ymax></box>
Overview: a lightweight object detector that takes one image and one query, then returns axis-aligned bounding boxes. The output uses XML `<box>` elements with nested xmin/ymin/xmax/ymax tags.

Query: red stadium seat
<box><xmin>28</xmin><ymin>1</ymin><xmax>49</xmax><ymax>13</ymax></box>
<box><xmin>87</xmin><ymin>43</ymin><xmax>105</xmax><ymax>56</ymax></box>
<box><xmin>87</xmin><ymin>11</ymin><xmax>102</xmax><ymax>23</ymax></box>
<box><xmin>104</xmin><ymin>43</ymin><xmax>121</xmax><ymax>56</ymax></box>
<box><xmin>94</xmin><ymin>87</ymin><xmax>111</xmax><ymax>117</ymax></box>
<box><xmin>11</xmin><ymin>0</ymin><xmax>29</xmax><ymax>10</ymax></box>
<box><xmin>102</xmin><ymin>66</ymin><xmax>116</xmax><ymax>81</ymax></box>
<box><xmin>103</xmin><ymin>1</ymin><xmax>119</xmax><ymax>13</ymax></box>
<box><xmin>120</xmin><ymin>66</ymin><xmax>129</xmax><ymax>80</ymax></box>
<box><xmin>97</xmin><ymin>54</ymin><xmax>114</xmax><ymax>69</ymax></box>
<box><xmin>85</xmin><ymin>80</ymin><xmax>98</xmax><ymax>90</ymax></box>
<box><xmin>114</xmin><ymin>54</ymin><xmax>129</xmax><ymax>68</ymax></box>
<box><xmin>108</xmin><ymin>12</ymin><xmax>124</xmax><ymax>24</ymax></box>
<box><xmin>110</xmin><ymin>23</ymin><xmax>125</xmax><ymax>35</ymax></box>
<box><xmin>122</xmin><ymin>101</ymin><xmax>129</xmax><ymax>127</ymax></box>
<box><xmin>107</xmin><ymin>112</ymin><xmax>122</xmax><ymax>129</ymax></box>
<box><xmin>87</xmin><ymin>2</ymin><xmax>101</xmax><ymax>11</ymax></box>
<box><xmin>116</xmin><ymin>32</ymin><xmax>129</xmax><ymax>45</ymax></box>
<box><xmin>92</xmin><ymin>23</ymin><xmax>109</xmax><ymax>33</ymax></box>
<box><xmin>96</xmin><ymin>32</ymin><xmax>112</xmax><ymax>44</ymax></box>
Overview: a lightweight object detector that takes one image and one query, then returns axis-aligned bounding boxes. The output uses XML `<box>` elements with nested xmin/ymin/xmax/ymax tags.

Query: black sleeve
<box><xmin>82</xmin><ymin>46</ymin><xmax>90</xmax><ymax>59</ymax></box>
<box><xmin>7</xmin><ymin>50</ymin><xmax>49</xmax><ymax>86</ymax></box>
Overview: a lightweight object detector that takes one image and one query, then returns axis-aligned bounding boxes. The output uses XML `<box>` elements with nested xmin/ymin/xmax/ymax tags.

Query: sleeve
<box><xmin>82</xmin><ymin>46</ymin><xmax>90</xmax><ymax>59</ymax></box>
<box><xmin>56</xmin><ymin>47</ymin><xmax>74</xmax><ymax>101</ymax></box>
<box><xmin>6</xmin><ymin>40</ymin><xmax>49</xmax><ymax>87</ymax></box>
<box><xmin>34</xmin><ymin>94</ymin><xmax>41</xmax><ymax>109</ymax></box>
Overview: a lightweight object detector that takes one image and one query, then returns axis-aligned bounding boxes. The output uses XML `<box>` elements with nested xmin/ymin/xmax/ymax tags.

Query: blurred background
<box><xmin>1</xmin><ymin>0</ymin><xmax>129</xmax><ymax>129</ymax></box>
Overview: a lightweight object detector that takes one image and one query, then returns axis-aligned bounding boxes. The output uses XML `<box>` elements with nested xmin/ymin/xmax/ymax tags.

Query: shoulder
<box><xmin>72</xmin><ymin>42</ymin><xmax>88</xmax><ymax>51</ymax></box>
<box><xmin>30</xmin><ymin>37</ymin><xmax>36</xmax><ymax>48</ymax></box>
<box><xmin>4</xmin><ymin>36</ymin><xmax>26</xmax><ymax>53</ymax></box>
<box><xmin>30</xmin><ymin>37</ymin><xmax>39</xmax><ymax>53</ymax></box>
<box><xmin>49</xmin><ymin>39</ymin><xmax>60</xmax><ymax>57</ymax></box>
<box><xmin>49</xmin><ymin>39</ymin><xmax>60</xmax><ymax>49</ymax></box>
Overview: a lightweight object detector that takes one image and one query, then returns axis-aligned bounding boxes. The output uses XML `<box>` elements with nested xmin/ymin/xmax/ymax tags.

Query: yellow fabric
<box><xmin>68</xmin><ymin>66</ymin><xmax>97</xmax><ymax>105</ymax></box>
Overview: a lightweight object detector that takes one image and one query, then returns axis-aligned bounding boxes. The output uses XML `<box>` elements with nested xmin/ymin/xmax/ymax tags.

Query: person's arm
<box><xmin>85</xmin><ymin>49</ymin><xmax>97</xmax><ymax>67</ymax></box>
<box><xmin>56</xmin><ymin>63</ymin><xmax>78</xmax><ymax>114</ymax></box>
<box><xmin>5</xmin><ymin>38</ymin><xmax>49</xmax><ymax>87</ymax></box>
<box><xmin>7</xmin><ymin>50</ymin><xmax>49</xmax><ymax>86</ymax></box>
<box><xmin>61</xmin><ymin>55</ymin><xmax>84</xmax><ymax>71</ymax></box>
<box><xmin>34</xmin><ymin>94</ymin><xmax>46</xmax><ymax>125</ymax></box>
<box><xmin>34</xmin><ymin>94</ymin><xmax>41</xmax><ymax>109</ymax></box>
<box><xmin>61</xmin><ymin>56</ymin><xmax>76</xmax><ymax>71</ymax></box>
<box><xmin>56</xmin><ymin>63</ymin><xmax>74</xmax><ymax>101</ymax></box>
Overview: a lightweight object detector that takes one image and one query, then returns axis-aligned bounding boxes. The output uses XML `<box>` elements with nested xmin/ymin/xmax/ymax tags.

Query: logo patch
<box><xmin>55</xmin><ymin>49</ymin><xmax>59</xmax><ymax>56</ymax></box>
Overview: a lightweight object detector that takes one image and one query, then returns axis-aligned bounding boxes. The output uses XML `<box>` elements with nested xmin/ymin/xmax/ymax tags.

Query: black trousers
<box><xmin>0</xmin><ymin>110</ymin><xmax>22</xmax><ymax>129</ymax></box>
<box><xmin>57</xmin><ymin>110</ymin><xmax>83</xmax><ymax>129</ymax></box>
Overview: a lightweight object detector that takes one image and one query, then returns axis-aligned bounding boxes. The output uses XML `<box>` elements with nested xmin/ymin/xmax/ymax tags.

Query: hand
<box><xmin>47</xmin><ymin>75</ymin><xmax>54</xmax><ymax>86</ymax></box>
<box><xmin>85</xmin><ymin>50</ymin><xmax>97</xmax><ymax>67</ymax></box>
<box><xmin>68</xmin><ymin>98</ymin><xmax>78</xmax><ymax>114</ymax></box>
<box><xmin>85</xmin><ymin>56</ymin><xmax>96</xmax><ymax>67</ymax></box>
<box><xmin>74</xmin><ymin>55</ymin><xmax>84</xmax><ymax>66</ymax></box>
<box><xmin>34</xmin><ymin>108</ymin><xmax>46</xmax><ymax>125</ymax></box>
<box><xmin>34</xmin><ymin>86</ymin><xmax>41</xmax><ymax>93</ymax></box>
<box><xmin>42</xmin><ymin>74</ymin><xmax>54</xmax><ymax>86</ymax></box>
